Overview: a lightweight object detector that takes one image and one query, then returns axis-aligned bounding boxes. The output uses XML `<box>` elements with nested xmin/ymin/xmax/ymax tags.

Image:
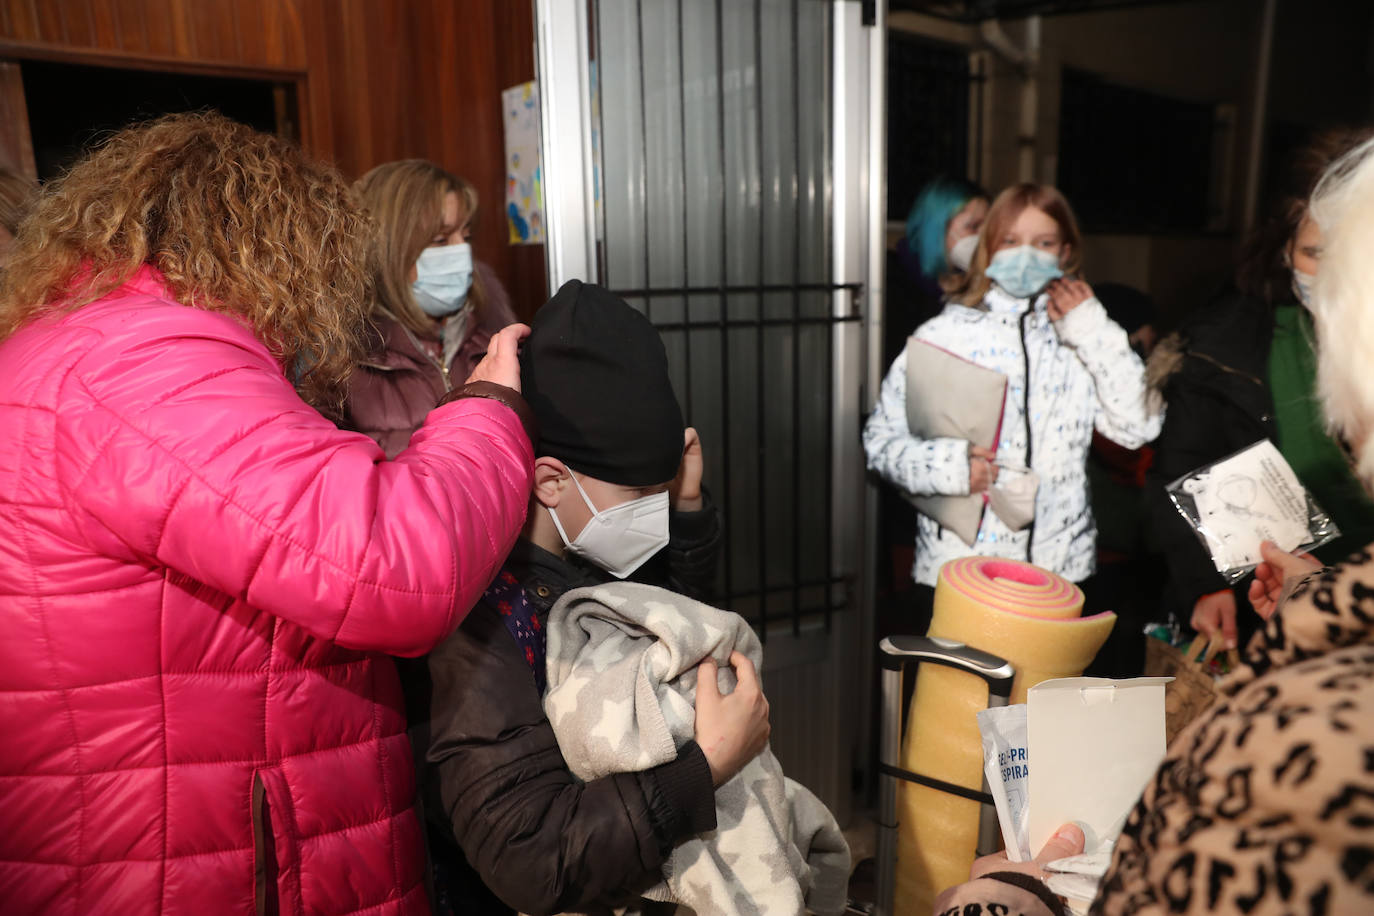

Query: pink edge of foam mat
<box><xmin>978</xmin><ymin>559</ymin><xmax>1048</xmax><ymax>587</ymax></box>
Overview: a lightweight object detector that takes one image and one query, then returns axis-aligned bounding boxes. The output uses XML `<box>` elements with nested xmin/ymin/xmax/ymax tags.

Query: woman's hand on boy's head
<box><xmin>465</xmin><ymin>323</ymin><xmax>531</xmax><ymax>391</ymax></box>
<box><xmin>694</xmin><ymin>651</ymin><xmax>770</xmax><ymax>787</ymax></box>
<box><xmin>669</xmin><ymin>427</ymin><xmax>704</xmax><ymax>512</ymax></box>
<box><xmin>1046</xmin><ymin>277</ymin><xmax>1093</xmax><ymax>321</ymax></box>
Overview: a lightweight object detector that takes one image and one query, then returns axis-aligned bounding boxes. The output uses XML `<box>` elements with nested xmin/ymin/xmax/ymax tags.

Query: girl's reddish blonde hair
<box><xmin>948</xmin><ymin>183</ymin><xmax>1084</xmax><ymax>306</ymax></box>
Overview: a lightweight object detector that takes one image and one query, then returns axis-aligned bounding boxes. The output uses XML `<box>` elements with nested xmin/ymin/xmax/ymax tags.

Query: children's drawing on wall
<box><xmin>502</xmin><ymin>80</ymin><xmax>543</xmax><ymax>244</ymax></box>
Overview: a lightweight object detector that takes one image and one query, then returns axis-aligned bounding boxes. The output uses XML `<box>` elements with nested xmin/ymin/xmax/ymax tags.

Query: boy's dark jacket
<box><xmin>423</xmin><ymin>500</ymin><xmax>723</xmax><ymax>915</ymax></box>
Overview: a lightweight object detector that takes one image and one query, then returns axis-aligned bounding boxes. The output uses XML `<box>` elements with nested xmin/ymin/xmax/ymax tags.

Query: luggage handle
<box><xmin>879</xmin><ymin>635</ymin><xmax>1016</xmax><ymax>701</ymax></box>
<box><xmin>874</xmin><ymin>635</ymin><xmax>1015</xmax><ymax>916</ymax></box>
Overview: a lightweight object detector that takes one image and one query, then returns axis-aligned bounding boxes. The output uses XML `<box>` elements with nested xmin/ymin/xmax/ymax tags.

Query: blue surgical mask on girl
<box><xmin>412</xmin><ymin>242</ymin><xmax>474</xmax><ymax>317</ymax></box>
<box><xmin>985</xmin><ymin>245</ymin><xmax>1064</xmax><ymax>299</ymax></box>
<box><xmin>1292</xmin><ymin>269</ymin><xmax>1316</xmax><ymax>310</ymax></box>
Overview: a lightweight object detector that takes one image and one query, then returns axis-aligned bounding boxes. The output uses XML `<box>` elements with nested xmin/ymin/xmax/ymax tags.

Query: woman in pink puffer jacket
<box><xmin>0</xmin><ymin>114</ymin><xmax>535</xmax><ymax>915</ymax></box>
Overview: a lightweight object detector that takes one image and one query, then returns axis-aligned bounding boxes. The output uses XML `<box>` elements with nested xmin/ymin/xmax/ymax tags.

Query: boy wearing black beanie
<box><xmin>423</xmin><ymin>281</ymin><xmax>770</xmax><ymax>915</ymax></box>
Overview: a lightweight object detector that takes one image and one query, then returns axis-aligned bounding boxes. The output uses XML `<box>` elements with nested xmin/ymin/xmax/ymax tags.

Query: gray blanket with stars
<box><xmin>543</xmin><ymin>581</ymin><xmax>850</xmax><ymax>916</ymax></box>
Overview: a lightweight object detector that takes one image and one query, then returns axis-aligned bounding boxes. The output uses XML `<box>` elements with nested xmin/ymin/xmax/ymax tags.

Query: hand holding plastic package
<box><xmin>1167</xmin><ymin>439</ymin><xmax>1338</xmax><ymax>584</ymax></box>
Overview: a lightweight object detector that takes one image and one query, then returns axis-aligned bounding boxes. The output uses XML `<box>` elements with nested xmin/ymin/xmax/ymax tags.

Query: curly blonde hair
<box><xmin>355</xmin><ymin>159</ymin><xmax>488</xmax><ymax>340</ymax></box>
<box><xmin>0</xmin><ymin>111</ymin><xmax>371</xmax><ymax>414</ymax></box>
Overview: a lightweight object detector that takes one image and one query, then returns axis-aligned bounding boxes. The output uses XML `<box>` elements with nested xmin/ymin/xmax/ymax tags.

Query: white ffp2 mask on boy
<box><xmin>548</xmin><ymin>472</ymin><xmax>671</xmax><ymax>578</ymax></box>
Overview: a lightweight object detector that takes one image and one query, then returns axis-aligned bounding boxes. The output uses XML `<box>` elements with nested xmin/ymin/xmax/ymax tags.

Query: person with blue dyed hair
<box><xmin>886</xmin><ymin>176</ymin><xmax>988</xmax><ymax>364</ymax></box>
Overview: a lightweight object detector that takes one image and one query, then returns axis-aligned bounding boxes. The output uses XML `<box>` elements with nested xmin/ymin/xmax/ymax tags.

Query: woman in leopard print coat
<box><xmin>935</xmin><ymin>563</ymin><xmax>1374</xmax><ymax>915</ymax></box>
<box><xmin>933</xmin><ymin>139</ymin><xmax>1374</xmax><ymax>916</ymax></box>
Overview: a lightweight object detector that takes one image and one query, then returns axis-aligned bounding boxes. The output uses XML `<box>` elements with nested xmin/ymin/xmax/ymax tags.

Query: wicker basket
<box><xmin>1143</xmin><ymin>633</ymin><xmax>1231</xmax><ymax>745</ymax></box>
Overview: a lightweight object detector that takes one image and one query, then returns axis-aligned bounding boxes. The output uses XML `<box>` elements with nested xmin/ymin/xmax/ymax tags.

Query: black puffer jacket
<box><xmin>425</xmin><ymin>502</ymin><xmax>724</xmax><ymax>915</ymax></box>
<box><xmin>1146</xmin><ymin>292</ymin><xmax>1276</xmax><ymax>611</ymax></box>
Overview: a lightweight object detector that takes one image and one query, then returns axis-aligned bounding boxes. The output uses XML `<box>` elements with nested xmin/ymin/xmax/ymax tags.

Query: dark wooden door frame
<box><xmin>0</xmin><ymin>40</ymin><xmax>308</xmax><ymax>177</ymax></box>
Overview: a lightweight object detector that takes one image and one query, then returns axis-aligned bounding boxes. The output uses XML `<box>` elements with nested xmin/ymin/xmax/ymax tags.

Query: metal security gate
<box><xmin>536</xmin><ymin>0</ymin><xmax>886</xmax><ymax>819</ymax></box>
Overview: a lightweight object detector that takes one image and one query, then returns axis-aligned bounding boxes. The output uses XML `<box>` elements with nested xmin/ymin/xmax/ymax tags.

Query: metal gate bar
<box><xmin>593</xmin><ymin>0</ymin><xmax>852</xmax><ymax>638</ymax></box>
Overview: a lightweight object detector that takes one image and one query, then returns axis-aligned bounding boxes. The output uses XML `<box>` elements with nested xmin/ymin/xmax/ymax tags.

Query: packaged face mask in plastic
<box><xmin>1044</xmin><ymin>843</ymin><xmax>1115</xmax><ymax>916</ymax></box>
<box><xmin>977</xmin><ymin>703</ymin><xmax>1031</xmax><ymax>862</ymax></box>
<box><xmin>988</xmin><ymin>463</ymin><xmax>1038</xmax><ymax>531</ymax></box>
<box><xmin>1166</xmin><ymin>439</ymin><xmax>1339</xmax><ymax>584</ymax></box>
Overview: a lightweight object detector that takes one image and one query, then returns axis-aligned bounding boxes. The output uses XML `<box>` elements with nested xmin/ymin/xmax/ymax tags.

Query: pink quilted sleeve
<box><xmin>54</xmin><ymin>308</ymin><xmax>533</xmax><ymax>656</ymax></box>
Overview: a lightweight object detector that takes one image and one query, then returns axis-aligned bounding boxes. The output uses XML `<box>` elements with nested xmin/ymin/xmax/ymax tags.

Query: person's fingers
<box><xmin>728</xmin><ymin>651</ymin><xmax>758</xmax><ymax>689</ymax></box>
<box><xmin>490</xmin><ymin>322</ymin><xmax>530</xmax><ymax>358</ymax></box>
<box><xmin>1190</xmin><ymin>602</ymin><xmax>1215</xmax><ymax>636</ymax></box>
<box><xmin>1219</xmin><ymin>602</ymin><xmax>1238</xmax><ymax>650</ymax></box>
<box><xmin>684</xmin><ymin>427</ymin><xmax>701</xmax><ymax>452</ymax></box>
<box><xmin>697</xmin><ymin>658</ymin><xmax>720</xmax><ymax>701</ymax></box>
<box><xmin>1034</xmin><ymin>824</ymin><xmax>1086</xmax><ymax>865</ymax></box>
<box><xmin>970</xmin><ymin>445</ymin><xmax>996</xmax><ymax>460</ymax></box>
<box><xmin>1257</xmin><ymin>539</ymin><xmax>1286</xmax><ymax>567</ymax></box>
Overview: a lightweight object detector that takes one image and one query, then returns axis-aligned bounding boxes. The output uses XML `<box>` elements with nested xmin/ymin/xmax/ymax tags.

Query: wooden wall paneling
<box><xmin>493</xmin><ymin>0</ymin><xmax>545</xmax><ymax>320</ymax></box>
<box><xmin>108</xmin><ymin>0</ymin><xmax>151</xmax><ymax>56</ymax></box>
<box><xmin>412</xmin><ymin>0</ymin><xmax>528</xmax><ymax>319</ymax></box>
<box><xmin>34</xmin><ymin>2</ymin><xmax>66</xmax><ymax>45</ymax></box>
<box><xmin>235</xmin><ymin>1</ymin><xmax>268</xmax><ymax>69</ymax></box>
<box><xmin>363</xmin><ymin>0</ymin><xmax>409</xmax><ymax>167</ymax></box>
<box><xmin>87</xmin><ymin>0</ymin><xmax>121</xmax><ymax>51</ymax></box>
<box><xmin>298</xmin><ymin>0</ymin><xmax>341</xmax><ymax>169</ymax></box>
<box><xmin>137</xmin><ymin>0</ymin><xmax>179</xmax><ymax>58</ymax></box>
<box><xmin>167</xmin><ymin>0</ymin><xmax>195</xmax><ymax>57</ymax></box>
<box><xmin>325</xmin><ymin>0</ymin><xmax>367</xmax><ymax>171</ymax></box>
<box><xmin>60</xmin><ymin>2</ymin><xmax>95</xmax><ymax>47</ymax></box>
<box><xmin>0</xmin><ymin>59</ymin><xmax>36</xmax><ymax>177</ymax></box>
<box><xmin>1</xmin><ymin>2</ymin><xmax>39</xmax><ymax>43</ymax></box>
<box><xmin>0</xmin><ymin>0</ymin><xmax>543</xmax><ymax>308</ymax></box>
<box><xmin>194</xmin><ymin>0</ymin><xmax>240</xmax><ymax>63</ymax></box>
<box><xmin>258</xmin><ymin>0</ymin><xmax>294</xmax><ymax>70</ymax></box>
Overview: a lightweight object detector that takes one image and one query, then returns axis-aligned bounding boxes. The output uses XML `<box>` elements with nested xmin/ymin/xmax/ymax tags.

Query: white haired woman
<box><xmin>929</xmin><ymin>138</ymin><xmax>1374</xmax><ymax>916</ymax></box>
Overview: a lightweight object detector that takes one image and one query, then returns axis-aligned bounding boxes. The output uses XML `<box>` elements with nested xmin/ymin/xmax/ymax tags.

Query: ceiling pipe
<box><xmin>1241</xmin><ymin>0</ymin><xmax>1277</xmax><ymax>231</ymax></box>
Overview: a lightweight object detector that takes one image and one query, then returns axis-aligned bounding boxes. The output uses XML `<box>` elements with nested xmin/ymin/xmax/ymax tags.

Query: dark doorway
<box><xmin>20</xmin><ymin>59</ymin><xmax>293</xmax><ymax>180</ymax></box>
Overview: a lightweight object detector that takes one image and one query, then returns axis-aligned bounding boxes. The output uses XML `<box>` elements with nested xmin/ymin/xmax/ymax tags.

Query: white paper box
<box><xmin>1027</xmin><ymin>677</ymin><xmax>1171</xmax><ymax>854</ymax></box>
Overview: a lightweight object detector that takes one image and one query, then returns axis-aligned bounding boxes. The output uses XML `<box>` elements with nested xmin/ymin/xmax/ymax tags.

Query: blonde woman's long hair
<box><xmin>354</xmin><ymin>160</ymin><xmax>488</xmax><ymax>340</ymax></box>
<box><xmin>0</xmin><ymin>111</ymin><xmax>371</xmax><ymax>415</ymax></box>
<box><xmin>1309</xmin><ymin>135</ymin><xmax>1374</xmax><ymax>492</ymax></box>
<box><xmin>947</xmin><ymin>183</ymin><xmax>1085</xmax><ymax>306</ymax></box>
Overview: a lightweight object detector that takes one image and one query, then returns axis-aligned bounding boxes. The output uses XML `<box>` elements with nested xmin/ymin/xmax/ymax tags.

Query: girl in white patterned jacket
<box><xmin>864</xmin><ymin>183</ymin><xmax>1163</xmax><ymax>615</ymax></box>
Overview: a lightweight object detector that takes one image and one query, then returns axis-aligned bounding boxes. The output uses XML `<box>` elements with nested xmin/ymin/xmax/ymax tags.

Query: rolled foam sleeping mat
<box><xmin>894</xmin><ymin>557</ymin><xmax>1115</xmax><ymax>916</ymax></box>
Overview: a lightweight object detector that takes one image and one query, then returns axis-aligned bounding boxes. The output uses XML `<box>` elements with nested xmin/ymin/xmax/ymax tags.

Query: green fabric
<box><xmin>1268</xmin><ymin>304</ymin><xmax>1374</xmax><ymax>561</ymax></box>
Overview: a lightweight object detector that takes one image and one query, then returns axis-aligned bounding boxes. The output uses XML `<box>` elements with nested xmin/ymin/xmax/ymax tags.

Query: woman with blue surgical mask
<box><xmin>864</xmin><ymin>183</ymin><xmax>1161</xmax><ymax>631</ymax></box>
<box><xmin>345</xmin><ymin>160</ymin><xmax>518</xmax><ymax>457</ymax></box>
